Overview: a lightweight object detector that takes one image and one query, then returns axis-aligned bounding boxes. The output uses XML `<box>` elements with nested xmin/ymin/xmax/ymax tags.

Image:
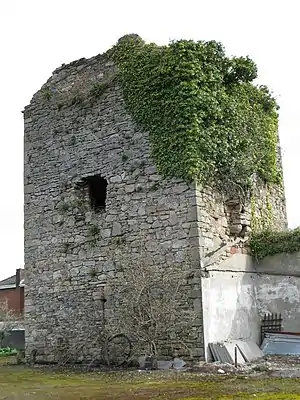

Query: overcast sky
<box><xmin>0</xmin><ymin>0</ymin><xmax>298</xmax><ymax>280</ymax></box>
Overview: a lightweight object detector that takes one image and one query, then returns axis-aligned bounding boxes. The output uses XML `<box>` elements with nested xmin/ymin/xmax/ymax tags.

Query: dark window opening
<box><xmin>84</xmin><ymin>175</ymin><xmax>108</xmax><ymax>212</ymax></box>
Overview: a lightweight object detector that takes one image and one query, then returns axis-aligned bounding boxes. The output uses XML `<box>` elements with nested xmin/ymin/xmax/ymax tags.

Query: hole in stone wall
<box><xmin>83</xmin><ymin>175</ymin><xmax>108</xmax><ymax>212</ymax></box>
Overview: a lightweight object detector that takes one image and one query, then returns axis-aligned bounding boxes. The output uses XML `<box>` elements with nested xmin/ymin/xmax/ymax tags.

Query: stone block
<box><xmin>24</xmin><ymin>184</ymin><xmax>34</xmax><ymax>194</ymax></box>
<box><xmin>101</xmin><ymin>229</ymin><xmax>111</xmax><ymax>238</ymax></box>
<box><xmin>112</xmin><ymin>221</ymin><xmax>122</xmax><ymax>236</ymax></box>
<box><xmin>125</xmin><ymin>184</ymin><xmax>135</xmax><ymax>193</ymax></box>
<box><xmin>172</xmin><ymin>239</ymin><xmax>188</xmax><ymax>249</ymax></box>
<box><xmin>53</xmin><ymin>271</ymin><xmax>63</xmax><ymax>280</ymax></box>
<box><xmin>103</xmin><ymin>261</ymin><xmax>115</xmax><ymax>272</ymax></box>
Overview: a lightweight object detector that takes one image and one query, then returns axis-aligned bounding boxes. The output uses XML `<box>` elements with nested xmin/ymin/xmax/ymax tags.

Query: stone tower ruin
<box><xmin>24</xmin><ymin>35</ymin><xmax>287</xmax><ymax>362</ymax></box>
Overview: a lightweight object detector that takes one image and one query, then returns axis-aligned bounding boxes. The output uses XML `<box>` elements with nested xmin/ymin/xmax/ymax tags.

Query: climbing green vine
<box><xmin>250</xmin><ymin>192</ymin><xmax>274</xmax><ymax>233</ymax></box>
<box><xmin>109</xmin><ymin>34</ymin><xmax>281</xmax><ymax>195</ymax></box>
<box><xmin>250</xmin><ymin>194</ymin><xmax>259</xmax><ymax>233</ymax></box>
<box><xmin>263</xmin><ymin>193</ymin><xmax>274</xmax><ymax>230</ymax></box>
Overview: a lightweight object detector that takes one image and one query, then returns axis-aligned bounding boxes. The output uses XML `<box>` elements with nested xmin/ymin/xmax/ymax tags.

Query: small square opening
<box><xmin>84</xmin><ymin>175</ymin><xmax>108</xmax><ymax>212</ymax></box>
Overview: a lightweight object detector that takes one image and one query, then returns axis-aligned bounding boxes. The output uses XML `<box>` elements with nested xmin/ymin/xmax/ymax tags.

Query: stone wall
<box><xmin>24</xmin><ymin>53</ymin><xmax>204</xmax><ymax>361</ymax></box>
<box><xmin>196</xmin><ymin>181</ymin><xmax>287</xmax><ymax>266</ymax></box>
<box><xmin>24</xmin><ymin>44</ymin><xmax>288</xmax><ymax>363</ymax></box>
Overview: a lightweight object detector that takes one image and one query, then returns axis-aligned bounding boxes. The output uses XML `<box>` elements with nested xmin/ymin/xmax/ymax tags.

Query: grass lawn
<box><xmin>0</xmin><ymin>365</ymin><xmax>300</xmax><ymax>399</ymax></box>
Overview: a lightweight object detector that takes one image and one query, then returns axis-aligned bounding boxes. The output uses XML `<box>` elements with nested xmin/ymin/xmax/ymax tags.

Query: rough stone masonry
<box><xmin>24</xmin><ymin>37</ymin><xmax>288</xmax><ymax>362</ymax></box>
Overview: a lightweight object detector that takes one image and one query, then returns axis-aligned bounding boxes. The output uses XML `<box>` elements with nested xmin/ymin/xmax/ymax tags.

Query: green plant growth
<box><xmin>261</xmin><ymin>193</ymin><xmax>274</xmax><ymax>230</ymax></box>
<box><xmin>90</xmin><ymin>82</ymin><xmax>109</xmax><ymax>98</ymax></box>
<box><xmin>62</xmin><ymin>242</ymin><xmax>71</xmax><ymax>254</ymax></box>
<box><xmin>250</xmin><ymin>194</ymin><xmax>259</xmax><ymax>233</ymax></box>
<box><xmin>89</xmin><ymin>268</ymin><xmax>98</xmax><ymax>278</ymax></box>
<box><xmin>150</xmin><ymin>182</ymin><xmax>160</xmax><ymax>191</ymax></box>
<box><xmin>58</xmin><ymin>201</ymin><xmax>71</xmax><ymax>213</ymax></box>
<box><xmin>87</xmin><ymin>224</ymin><xmax>100</xmax><ymax>247</ymax></box>
<box><xmin>70</xmin><ymin>135</ymin><xmax>76</xmax><ymax>145</ymax></box>
<box><xmin>112</xmin><ymin>236</ymin><xmax>126</xmax><ymax>245</ymax></box>
<box><xmin>70</xmin><ymin>91</ymin><xmax>83</xmax><ymax>106</ymax></box>
<box><xmin>41</xmin><ymin>87</ymin><xmax>52</xmax><ymax>101</ymax></box>
<box><xmin>88</xmin><ymin>238</ymin><xmax>98</xmax><ymax>248</ymax></box>
<box><xmin>250</xmin><ymin>227</ymin><xmax>300</xmax><ymax>260</ymax></box>
<box><xmin>109</xmin><ymin>35</ymin><xmax>281</xmax><ymax>196</ymax></box>
<box><xmin>1</xmin><ymin>367</ymin><xmax>300</xmax><ymax>399</ymax></box>
<box><xmin>250</xmin><ymin>192</ymin><xmax>274</xmax><ymax>233</ymax></box>
<box><xmin>0</xmin><ymin>347</ymin><xmax>18</xmax><ymax>357</ymax></box>
<box><xmin>57</xmin><ymin>102</ymin><xmax>64</xmax><ymax>111</ymax></box>
<box><xmin>88</xmin><ymin>224</ymin><xmax>100</xmax><ymax>237</ymax></box>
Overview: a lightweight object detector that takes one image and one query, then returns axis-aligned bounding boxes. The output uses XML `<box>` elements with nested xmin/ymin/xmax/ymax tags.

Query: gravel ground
<box><xmin>190</xmin><ymin>355</ymin><xmax>300</xmax><ymax>378</ymax></box>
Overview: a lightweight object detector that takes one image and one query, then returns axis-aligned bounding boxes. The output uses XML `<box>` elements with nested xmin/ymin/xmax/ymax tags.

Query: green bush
<box><xmin>109</xmin><ymin>34</ymin><xmax>281</xmax><ymax>196</ymax></box>
<box><xmin>250</xmin><ymin>228</ymin><xmax>300</xmax><ymax>260</ymax></box>
<box><xmin>0</xmin><ymin>347</ymin><xmax>18</xmax><ymax>357</ymax></box>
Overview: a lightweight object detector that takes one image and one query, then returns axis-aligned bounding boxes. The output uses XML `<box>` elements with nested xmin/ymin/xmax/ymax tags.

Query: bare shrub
<box><xmin>105</xmin><ymin>254</ymin><xmax>195</xmax><ymax>358</ymax></box>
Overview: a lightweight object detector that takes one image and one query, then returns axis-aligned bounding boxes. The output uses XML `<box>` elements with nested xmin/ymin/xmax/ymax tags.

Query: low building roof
<box><xmin>0</xmin><ymin>270</ymin><xmax>24</xmax><ymax>289</ymax></box>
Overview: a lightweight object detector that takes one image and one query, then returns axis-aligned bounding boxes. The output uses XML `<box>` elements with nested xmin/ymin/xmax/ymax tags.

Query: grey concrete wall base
<box><xmin>202</xmin><ymin>252</ymin><xmax>300</xmax><ymax>361</ymax></box>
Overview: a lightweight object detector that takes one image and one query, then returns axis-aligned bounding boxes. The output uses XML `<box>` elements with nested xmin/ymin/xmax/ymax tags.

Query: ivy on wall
<box><xmin>109</xmin><ymin>34</ymin><xmax>281</xmax><ymax>196</ymax></box>
<box><xmin>250</xmin><ymin>192</ymin><xmax>274</xmax><ymax>233</ymax></box>
<box><xmin>250</xmin><ymin>228</ymin><xmax>300</xmax><ymax>260</ymax></box>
